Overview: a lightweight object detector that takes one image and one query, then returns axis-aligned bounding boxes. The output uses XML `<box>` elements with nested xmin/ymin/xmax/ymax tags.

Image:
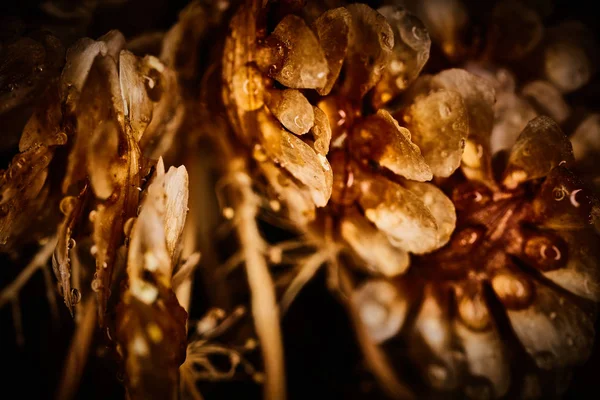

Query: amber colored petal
<box><xmin>311</xmin><ymin>106</ymin><xmax>332</xmax><ymax>155</ymax></box>
<box><xmin>521</xmin><ymin>80</ymin><xmax>570</xmax><ymax>124</ymax></box>
<box><xmin>487</xmin><ymin>0</ymin><xmax>543</xmax><ymax>61</ymax></box>
<box><xmin>259</xmin><ymin>161</ymin><xmax>316</xmax><ymax>225</ymax></box>
<box><xmin>20</xmin><ymin>85</ymin><xmax>64</xmax><ymax>151</ymax></box>
<box><xmin>99</xmin><ymin>30</ymin><xmax>126</xmax><ymax>59</ymax></box>
<box><xmin>266</xmin><ymin>89</ymin><xmax>314</xmax><ymax>135</ymax></box>
<box><xmin>403</xmin><ymin>89</ymin><xmax>468</xmax><ymax>177</ymax></box>
<box><xmin>503</xmin><ymin>116</ymin><xmax>574</xmax><ymax>189</ymax></box>
<box><xmin>88</xmin><ymin>120</ymin><xmax>120</xmax><ymax>200</ymax></box>
<box><xmin>119</xmin><ymin>50</ymin><xmax>154</xmax><ymax>142</ymax></box>
<box><xmin>257</xmin><ymin>109</ymin><xmax>331</xmax><ymax>207</ymax></box>
<box><xmin>409</xmin><ymin>284</ymin><xmax>465</xmax><ymax>391</ymax></box>
<box><xmin>504</xmin><ymin>281</ymin><xmax>595</xmax><ymax>369</ymax></box>
<box><xmin>60</xmin><ymin>38</ymin><xmax>108</xmax><ymax>106</ymax></box>
<box><xmin>402</xmin><ymin>181</ymin><xmax>456</xmax><ymax>248</ymax></box>
<box><xmin>359</xmin><ymin>176</ymin><xmax>438</xmax><ymax>254</ymax></box>
<box><xmin>341</xmin><ymin>210</ymin><xmax>410</xmax><ymax>277</ymax></box>
<box><xmin>341</xmin><ymin>3</ymin><xmax>394</xmax><ymax>100</ymax></box>
<box><xmin>490</xmin><ymin>92</ymin><xmax>538</xmax><ymax>153</ymax></box>
<box><xmin>431</xmin><ymin>69</ymin><xmax>496</xmax><ymax>184</ymax></box>
<box><xmin>532</xmin><ymin>166</ymin><xmax>598</xmax><ymax>230</ymax></box>
<box><xmin>351</xmin><ymin>110</ymin><xmax>432</xmax><ymax>182</ymax></box>
<box><xmin>352</xmin><ymin>279</ymin><xmax>409</xmax><ymax>343</ymax></box>
<box><xmin>271</xmin><ymin>15</ymin><xmax>328</xmax><ymax>89</ymax></box>
<box><xmin>313</xmin><ymin>7</ymin><xmax>351</xmax><ymax>96</ymax></box>
<box><xmin>372</xmin><ymin>6</ymin><xmax>430</xmax><ymax>109</ymax></box>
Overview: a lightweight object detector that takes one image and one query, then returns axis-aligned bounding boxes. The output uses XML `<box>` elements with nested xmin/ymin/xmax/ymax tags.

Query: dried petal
<box><xmin>266</xmin><ymin>89</ymin><xmax>314</xmax><ymax>135</ymax></box>
<box><xmin>311</xmin><ymin>106</ymin><xmax>332</xmax><ymax>155</ymax></box>
<box><xmin>491</xmin><ymin>92</ymin><xmax>537</xmax><ymax>153</ymax></box>
<box><xmin>359</xmin><ymin>177</ymin><xmax>438</xmax><ymax>254</ymax></box>
<box><xmin>88</xmin><ymin>120</ymin><xmax>120</xmax><ymax>199</ymax></box>
<box><xmin>257</xmin><ymin>109</ymin><xmax>331</xmax><ymax>207</ymax></box>
<box><xmin>403</xmin><ymin>90</ymin><xmax>468</xmax><ymax>177</ymax></box>
<box><xmin>313</xmin><ymin>7</ymin><xmax>351</xmax><ymax>96</ymax></box>
<box><xmin>505</xmin><ymin>281</ymin><xmax>595</xmax><ymax>369</ymax></box>
<box><xmin>353</xmin><ymin>279</ymin><xmax>408</xmax><ymax>343</ymax></box>
<box><xmin>119</xmin><ymin>51</ymin><xmax>154</xmax><ymax>142</ymax></box>
<box><xmin>373</xmin><ymin>6</ymin><xmax>430</xmax><ymax>108</ymax></box>
<box><xmin>342</xmin><ymin>4</ymin><xmax>394</xmax><ymax>100</ymax></box>
<box><xmin>61</xmin><ymin>38</ymin><xmax>109</xmax><ymax>107</ymax></box>
<box><xmin>341</xmin><ymin>210</ymin><xmax>410</xmax><ymax>277</ymax></box>
<box><xmin>522</xmin><ymin>80</ymin><xmax>570</xmax><ymax>124</ymax></box>
<box><xmin>19</xmin><ymin>85</ymin><xmax>64</xmax><ymax>151</ymax></box>
<box><xmin>351</xmin><ymin>110</ymin><xmax>432</xmax><ymax>181</ymax></box>
<box><xmin>503</xmin><ymin>116</ymin><xmax>574</xmax><ymax>189</ymax></box>
<box><xmin>271</xmin><ymin>15</ymin><xmax>328</xmax><ymax>89</ymax></box>
<box><xmin>402</xmin><ymin>181</ymin><xmax>456</xmax><ymax>248</ymax></box>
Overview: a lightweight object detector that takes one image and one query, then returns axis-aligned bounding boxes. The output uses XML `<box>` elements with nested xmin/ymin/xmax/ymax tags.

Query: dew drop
<box><xmin>70</xmin><ymin>288</ymin><xmax>81</xmax><ymax>305</ymax></box>
<box><xmin>552</xmin><ymin>186</ymin><xmax>567</xmax><ymax>201</ymax></box>
<box><xmin>89</xmin><ymin>210</ymin><xmax>97</xmax><ymax>222</ymax></box>
<box><xmin>90</xmin><ymin>245</ymin><xmax>98</xmax><ymax>256</ymax></box>
<box><xmin>252</xmin><ymin>144</ymin><xmax>268</xmax><ymax>162</ymax></box>
<box><xmin>550</xmin><ymin>312</ymin><xmax>557</xmax><ymax>320</ymax></box>
<box><xmin>59</xmin><ymin>196</ymin><xmax>77</xmax><ymax>215</ymax></box>
<box><xmin>91</xmin><ymin>279</ymin><xmax>102</xmax><ymax>292</ymax></box>
<box><xmin>123</xmin><ymin>217</ymin><xmax>136</xmax><ymax>236</ymax></box>
<box><xmin>222</xmin><ymin>207</ymin><xmax>235</xmax><ymax>219</ymax></box>
<box><xmin>68</xmin><ymin>238</ymin><xmax>76</xmax><ymax>250</ymax></box>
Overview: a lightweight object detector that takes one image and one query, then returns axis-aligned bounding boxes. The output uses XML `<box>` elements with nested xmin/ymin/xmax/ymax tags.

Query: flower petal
<box><xmin>119</xmin><ymin>50</ymin><xmax>154</xmax><ymax>142</ymax></box>
<box><xmin>313</xmin><ymin>7</ymin><xmax>351</xmax><ymax>96</ymax></box>
<box><xmin>505</xmin><ymin>280</ymin><xmax>595</xmax><ymax>369</ymax></box>
<box><xmin>491</xmin><ymin>92</ymin><xmax>537</xmax><ymax>153</ymax></box>
<box><xmin>403</xmin><ymin>89</ymin><xmax>468</xmax><ymax>177</ymax></box>
<box><xmin>351</xmin><ymin>109</ymin><xmax>432</xmax><ymax>182</ymax></box>
<box><xmin>522</xmin><ymin>80</ymin><xmax>571</xmax><ymax>124</ymax></box>
<box><xmin>341</xmin><ymin>3</ymin><xmax>394</xmax><ymax>100</ymax></box>
<box><xmin>341</xmin><ymin>209</ymin><xmax>410</xmax><ymax>277</ymax></box>
<box><xmin>372</xmin><ymin>6</ymin><xmax>430</xmax><ymax>108</ymax></box>
<box><xmin>266</xmin><ymin>89</ymin><xmax>314</xmax><ymax>135</ymax></box>
<box><xmin>231</xmin><ymin>64</ymin><xmax>265</xmax><ymax>112</ymax></box>
<box><xmin>359</xmin><ymin>176</ymin><xmax>438</xmax><ymax>254</ymax></box>
<box><xmin>311</xmin><ymin>106</ymin><xmax>332</xmax><ymax>155</ymax></box>
<box><xmin>271</xmin><ymin>15</ymin><xmax>328</xmax><ymax>89</ymax></box>
<box><xmin>503</xmin><ymin>116</ymin><xmax>574</xmax><ymax>189</ymax></box>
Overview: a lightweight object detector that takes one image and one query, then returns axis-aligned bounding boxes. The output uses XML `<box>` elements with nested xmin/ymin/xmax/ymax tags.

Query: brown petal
<box><xmin>503</xmin><ymin>116</ymin><xmax>574</xmax><ymax>189</ymax></box>
<box><xmin>403</xmin><ymin>89</ymin><xmax>468</xmax><ymax>177</ymax></box>
<box><xmin>313</xmin><ymin>7</ymin><xmax>351</xmax><ymax>96</ymax></box>
<box><xmin>88</xmin><ymin>120</ymin><xmax>120</xmax><ymax>199</ymax></box>
<box><xmin>266</xmin><ymin>89</ymin><xmax>314</xmax><ymax>135</ymax></box>
<box><xmin>60</xmin><ymin>38</ymin><xmax>108</xmax><ymax>107</ymax></box>
<box><xmin>353</xmin><ymin>279</ymin><xmax>409</xmax><ymax>343</ymax></box>
<box><xmin>522</xmin><ymin>80</ymin><xmax>570</xmax><ymax>124</ymax></box>
<box><xmin>505</xmin><ymin>280</ymin><xmax>595</xmax><ymax>369</ymax></box>
<box><xmin>271</xmin><ymin>15</ymin><xmax>328</xmax><ymax>89</ymax></box>
<box><xmin>372</xmin><ymin>6</ymin><xmax>430</xmax><ymax>108</ymax></box>
<box><xmin>341</xmin><ymin>210</ymin><xmax>410</xmax><ymax>277</ymax></box>
<box><xmin>359</xmin><ymin>176</ymin><xmax>438</xmax><ymax>254</ymax></box>
<box><xmin>351</xmin><ymin>110</ymin><xmax>432</xmax><ymax>182</ymax></box>
<box><xmin>341</xmin><ymin>4</ymin><xmax>394</xmax><ymax>100</ymax></box>
<box><xmin>257</xmin><ymin>109</ymin><xmax>331</xmax><ymax>207</ymax></box>
<box><xmin>402</xmin><ymin>180</ymin><xmax>456</xmax><ymax>248</ymax></box>
<box><xmin>490</xmin><ymin>92</ymin><xmax>538</xmax><ymax>153</ymax></box>
<box><xmin>119</xmin><ymin>51</ymin><xmax>154</xmax><ymax>142</ymax></box>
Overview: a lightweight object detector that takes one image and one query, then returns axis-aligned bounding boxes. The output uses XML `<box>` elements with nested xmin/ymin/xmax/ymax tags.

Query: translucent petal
<box><xmin>491</xmin><ymin>92</ymin><xmax>537</xmax><ymax>153</ymax></box>
<box><xmin>271</xmin><ymin>15</ymin><xmax>328</xmax><ymax>89</ymax></box>
<box><xmin>266</xmin><ymin>89</ymin><xmax>314</xmax><ymax>135</ymax></box>
<box><xmin>311</xmin><ymin>106</ymin><xmax>332</xmax><ymax>155</ymax></box>
<box><xmin>402</xmin><ymin>181</ymin><xmax>456</xmax><ymax>248</ymax></box>
<box><xmin>541</xmin><ymin>228</ymin><xmax>600</xmax><ymax>301</ymax></box>
<box><xmin>522</xmin><ymin>80</ymin><xmax>570</xmax><ymax>124</ymax></box>
<box><xmin>505</xmin><ymin>281</ymin><xmax>595</xmax><ymax>369</ymax></box>
<box><xmin>119</xmin><ymin>50</ymin><xmax>154</xmax><ymax>142</ymax></box>
<box><xmin>60</xmin><ymin>38</ymin><xmax>108</xmax><ymax>106</ymax></box>
<box><xmin>409</xmin><ymin>284</ymin><xmax>465</xmax><ymax>390</ymax></box>
<box><xmin>351</xmin><ymin>110</ymin><xmax>432</xmax><ymax>182</ymax></box>
<box><xmin>403</xmin><ymin>90</ymin><xmax>468</xmax><ymax>177</ymax></box>
<box><xmin>544</xmin><ymin>21</ymin><xmax>596</xmax><ymax>93</ymax></box>
<box><xmin>341</xmin><ymin>210</ymin><xmax>410</xmax><ymax>277</ymax></box>
<box><xmin>503</xmin><ymin>116</ymin><xmax>574</xmax><ymax>189</ymax></box>
<box><xmin>353</xmin><ymin>279</ymin><xmax>409</xmax><ymax>344</ymax></box>
<box><xmin>341</xmin><ymin>4</ymin><xmax>394</xmax><ymax>100</ymax></box>
<box><xmin>259</xmin><ymin>161</ymin><xmax>316</xmax><ymax>225</ymax></box>
<box><xmin>313</xmin><ymin>7</ymin><xmax>351</xmax><ymax>96</ymax></box>
<box><xmin>532</xmin><ymin>166</ymin><xmax>598</xmax><ymax>230</ymax></box>
<box><xmin>88</xmin><ymin>120</ymin><xmax>120</xmax><ymax>199</ymax></box>
<box><xmin>487</xmin><ymin>0</ymin><xmax>543</xmax><ymax>61</ymax></box>
<box><xmin>19</xmin><ymin>85</ymin><xmax>64</xmax><ymax>151</ymax></box>
<box><xmin>359</xmin><ymin>176</ymin><xmax>438</xmax><ymax>254</ymax></box>
<box><xmin>257</xmin><ymin>109</ymin><xmax>331</xmax><ymax>207</ymax></box>
<box><xmin>372</xmin><ymin>6</ymin><xmax>430</xmax><ymax>108</ymax></box>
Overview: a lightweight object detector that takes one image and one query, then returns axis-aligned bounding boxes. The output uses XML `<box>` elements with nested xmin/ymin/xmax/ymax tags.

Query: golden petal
<box><xmin>502</xmin><ymin>116</ymin><xmax>574</xmax><ymax>189</ymax></box>
<box><xmin>359</xmin><ymin>176</ymin><xmax>438</xmax><ymax>254</ymax></box>
<box><xmin>352</xmin><ymin>279</ymin><xmax>408</xmax><ymax>343</ymax></box>
<box><xmin>372</xmin><ymin>6</ymin><xmax>430</xmax><ymax>108</ymax></box>
<box><xmin>402</xmin><ymin>180</ymin><xmax>456</xmax><ymax>248</ymax></box>
<box><xmin>351</xmin><ymin>109</ymin><xmax>432</xmax><ymax>182</ymax></box>
<box><xmin>341</xmin><ymin>3</ymin><xmax>394</xmax><ymax>100</ymax></box>
<box><xmin>257</xmin><ymin>109</ymin><xmax>331</xmax><ymax>207</ymax></box>
<box><xmin>271</xmin><ymin>15</ymin><xmax>328</xmax><ymax>89</ymax></box>
<box><xmin>313</xmin><ymin>7</ymin><xmax>352</xmax><ymax>96</ymax></box>
<box><xmin>341</xmin><ymin>210</ymin><xmax>410</xmax><ymax>277</ymax></box>
<box><xmin>88</xmin><ymin>120</ymin><xmax>120</xmax><ymax>199</ymax></box>
<box><xmin>119</xmin><ymin>51</ymin><xmax>154</xmax><ymax>142</ymax></box>
<box><xmin>266</xmin><ymin>89</ymin><xmax>314</xmax><ymax>135</ymax></box>
<box><xmin>505</xmin><ymin>280</ymin><xmax>595</xmax><ymax>369</ymax></box>
<box><xmin>403</xmin><ymin>90</ymin><xmax>468</xmax><ymax>177</ymax></box>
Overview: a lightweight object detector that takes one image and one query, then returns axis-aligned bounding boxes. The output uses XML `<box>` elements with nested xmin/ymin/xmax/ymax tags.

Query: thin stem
<box><xmin>279</xmin><ymin>250</ymin><xmax>330</xmax><ymax>314</ymax></box>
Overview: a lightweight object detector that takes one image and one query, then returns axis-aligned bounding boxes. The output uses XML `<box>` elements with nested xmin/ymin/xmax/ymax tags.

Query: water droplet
<box><xmin>123</xmin><ymin>217</ymin><xmax>136</xmax><ymax>236</ymax></box>
<box><xmin>59</xmin><ymin>196</ymin><xmax>77</xmax><ymax>215</ymax></box>
<box><xmin>68</xmin><ymin>238</ymin><xmax>76</xmax><ymax>250</ymax></box>
<box><xmin>553</xmin><ymin>186</ymin><xmax>567</xmax><ymax>201</ymax></box>
<box><xmin>35</xmin><ymin>65</ymin><xmax>44</xmax><ymax>73</ymax></box>
<box><xmin>70</xmin><ymin>288</ymin><xmax>81</xmax><ymax>305</ymax></box>
<box><xmin>54</xmin><ymin>132</ymin><xmax>68</xmax><ymax>145</ymax></box>
<box><xmin>91</xmin><ymin>279</ymin><xmax>102</xmax><ymax>292</ymax></box>
<box><xmin>269</xmin><ymin>199</ymin><xmax>281</xmax><ymax>212</ymax></box>
<box><xmin>550</xmin><ymin>312</ymin><xmax>557</xmax><ymax>320</ymax></box>
<box><xmin>90</xmin><ymin>245</ymin><xmax>98</xmax><ymax>256</ymax></box>
<box><xmin>222</xmin><ymin>207</ymin><xmax>235</xmax><ymax>219</ymax></box>
<box><xmin>102</xmin><ymin>262</ymin><xmax>108</xmax><ymax>269</ymax></box>
<box><xmin>252</xmin><ymin>144</ymin><xmax>268</xmax><ymax>162</ymax></box>
<box><xmin>89</xmin><ymin>210</ymin><xmax>97</xmax><ymax>222</ymax></box>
